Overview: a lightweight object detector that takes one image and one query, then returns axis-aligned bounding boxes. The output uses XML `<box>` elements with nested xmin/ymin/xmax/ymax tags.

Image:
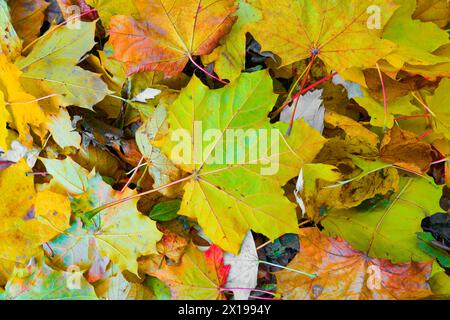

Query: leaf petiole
<box><xmin>82</xmin><ymin>175</ymin><xmax>193</xmax><ymax>220</ymax></box>
<box><xmin>188</xmin><ymin>55</ymin><xmax>228</xmax><ymax>85</ymax></box>
<box><xmin>258</xmin><ymin>260</ymin><xmax>317</xmax><ymax>278</ymax></box>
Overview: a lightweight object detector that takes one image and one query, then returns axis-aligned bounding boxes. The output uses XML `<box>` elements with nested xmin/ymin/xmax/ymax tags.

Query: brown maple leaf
<box><xmin>276</xmin><ymin>228</ymin><xmax>433</xmax><ymax>300</ymax></box>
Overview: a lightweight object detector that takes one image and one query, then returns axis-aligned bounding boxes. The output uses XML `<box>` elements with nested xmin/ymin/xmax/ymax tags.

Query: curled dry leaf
<box><xmin>9</xmin><ymin>0</ymin><xmax>49</xmax><ymax>47</ymax></box>
<box><xmin>380</xmin><ymin>125</ymin><xmax>433</xmax><ymax>174</ymax></box>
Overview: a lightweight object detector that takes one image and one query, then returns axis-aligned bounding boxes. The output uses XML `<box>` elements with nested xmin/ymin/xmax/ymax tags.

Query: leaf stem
<box><xmin>258</xmin><ymin>260</ymin><xmax>317</xmax><ymax>278</ymax></box>
<box><xmin>272</xmin><ymin>71</ymin><xmax>337</xmax><ymax>119</ymax></box>
<box><xmin>108</xmin><ymin>94</ymin><xmax>134</xmax><ymax>106</ymax></box>
<box><xmin>22</xmin><ymin>9</ymin><xmax>98</xmax><ymax>53</ymax></box>
<box><xmin>419</xmin><ymin>129</ymin><xmax>433</xmax><ymax>139</ymax></box>
<box><xmin>83</xmin><ymin>175</ymin><xmax>192</xmax><ymax>220</ymax></box>
<box><xmin>220</xmin><ymin>287</ymin><xmax>278</xmax><ymax>296</ymax></box>
<box><xmin>5</xmin><ymin>94</ymin><xmax>59</xmax><ymax>105</ymax></box>
<box><xmin>188</xmin><ymin>55</ymin><xmax>228</xmax><ymax>85</ymax></box>
<box><xmin>285</xmin><ymin>56</ymin><xmax>317</xmax><ymax>135</ymax></box>
<box><xmin>248</xmin><ymin>295</ymin><xmax>276</xmax><ymax>300</ymax></box>
<box><xmin>121</xmin><ymin>156</ymin><xmax>145</xmax><ymax>192</ymax></box>
<box><xmin>431</xmin><ymin>158</ymin><xmax>449</xmax><ymax>165</ymax></box>
<box><xmin>394</xmin><ymin>114</ymin><xmax>431</xmax><ymax>121</ymax></box>
<box><xmin>375</xmin><ymin>63</ymin><xmax>388</xmax><ymax>132</ymax></box>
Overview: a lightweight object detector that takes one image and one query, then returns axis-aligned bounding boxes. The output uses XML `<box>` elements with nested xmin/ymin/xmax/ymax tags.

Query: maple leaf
<box><xmin>158</xmin><ymin>71</ymin><xmax>326</xmax><ymax>253</ymax></box>
<box><xmin>223</xmin><ymin>231</ymin><xmax>259</xmax><ymax>300</ymax></box>
<box><xmin>246</xmin><ymin>0</ymin><xmax>398</xmax><ymax>80</ymax></box>
<box><xmin>151</xmin><ymin>244</ymin><xmax>230</xmax><ymax>300</ymax></box>
<box><xmin>9</xmin><ymin>0</ymin><xmax>49</xmax><ymax>47</ymax></box>
<box><xmin>40</xmin><ymin>157</ymin><xmax>90</xmax><ymax>195</ymax></box>
<box><xmin>109</xmin><ymin>0</ymin><xmax>237</xmax><ymax>77</ymax></box>
<box><xmin>324</xmin><ymin>110</ymin><xmax>380</xmax><ymax>155</ymax></box>
<box><xmin>15</xmin><ymin>22</ymin><xmax>110</xmax><ymax>110</ymax></box>
<box><xmin>156</xmin><ymin>223</ymin><xmax>189</xmax><ymax>264</ymax></box>
<box><xmin>354</xmin><ymin>90</ymin><xmax>420</xmax><ymax>128</ymax></box>
<box><xmin>276</xmin><ymin>228</ymin><xmax>432</xmax><ymax>300</ymax></box>
<box><xmin>46</xmin><ymin>108</ymin><xmax>82</xmax><ymax>149</ymax></box>
<box><xmin>382</xmin><ymin>0</ymin><xmax>450</xmax><ymax>70</ymax></box>
<box><xmin>85</xmin><ymin>0</ymin><xmax>139</xmax><ymax>30</ymax></box>
<box><xmin>1</xmin><ymin>262</ymin><xmax>97</xmax><ymax>300</ymax></box>
<box><xmin>95</xmin><ymin>272</ymin><xmax>155</xmax><ymax>300</ymax></box>
<box><xmin>300</xmin><ymin>155</ymin><xmax>399</xmax><ymax>219</ymax></box>
<box><xmin>202</xmin><ymin>0</ymin><xmax>261</xmax><ymax>81</ymax></box>
<box><xmin>0</xmin><ymin>54</ymin><xmax>47</xmax><ymax>147</ymax></box>
<box><xmin>0</xmin><ymin>0</ymin><xmax>21</xmax><ymax>60</ymax></box>
<box><xmin>380</xmin><ymin>125</ymin><xmax>434</xmax><ymax>174</ymax></box>
<box><xmin>413</xmin><ymin>0</ymin><xmax>450</xmax><ymax>28</ymax></box>
<box><xmin>136</xmin><ymin>104</ymin><xmax>183</xmax><ymax>198</ymax></box>
<box><xmin>67</xmin><ymin>173</ymin><xmax>162</xmax><ymax>275</ymax></box>
<box><xmin>322</xmin><ymin>177</ymin><xmax>443</xmax><ymax>263</ymax></box>
<box><xmin>44</xmin><ymin>220</ymin><xmax>109</xmax><ymax>283</ymax></box>
<box><xmin>0</xmin><ymin>160</ymin><xmax>71</xmax><ymax>284</ymax></box>
<box><xmin>427</xmin><ymin>78</ymin><xmax>450</xmax><ymax>140</ymax></box>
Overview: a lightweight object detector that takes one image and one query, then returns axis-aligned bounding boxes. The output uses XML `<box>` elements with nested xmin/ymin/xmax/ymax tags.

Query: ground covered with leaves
<box><xmin>0</xmin><ymin>0</ymin><xmax>450</xmax><ymax>300</ymax></box>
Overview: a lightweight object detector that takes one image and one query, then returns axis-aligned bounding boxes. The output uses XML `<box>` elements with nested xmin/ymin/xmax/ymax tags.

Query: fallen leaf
<box><xmin>380</xmin><ymin>125</ymin><xmax>433</xmax><ymax>174</ymax></box>
<box><xmin>247</xmin><ymin>0</ymin><xmax>397</xmax><ymax>78</ymax></box>
<box><xmin>46</xmin><ymin>108</ymin><xmax>81</xmax><ymax>149</ymax></box>
<box><xmin>413</xmin><ymin>0</ymin><xmax>450</xmax><ymax>28</ymax></box>
<box><xmin>322</xmin><ymin>177</ymin><xmax>443</xmax><ymax>262</ymax></box>
<box><xmin>9</xmin><ymin>0</ymin><xmax>49</xmax><ymax>46</ymax></box>
<box><xmin>15</xmin><ymin>22</ymin><xmax>110</xmax><ymax>109</ymax></box>
<box><xmin>427</xmin><ymin>78</ymin><xmax>450</xmax><ymax>140</ymax></box>
<box><xmin>0</xmin><ymin>0</ymin><xmax>21</xmax><ymax>60</ymax></box>
<box><xmin>1</xmin><ymin>262</ymin><xmax>97</xmax><ymax>300</ymax></box>
<box><xmin>95</xmin><ymin>272</ymin><xmax>154</xmax><ymax>300</ymax></box>
<box><xmin>280</xmin><ymin>90</ymin><xmax>325</xmax><ymax>133</ymax></box>
<box><xmin>109</xmin><ymin>0</ymin><xmax>237</xmax><ymax>77</ymax></box>
<box><xmin>277</xmin><ymin>228</ymin><xmax>432</xmax><ymax>300</ymax></box>
<box><xmin>383</xmin><ymin>0</ymin><xmax>450</xmax><ymax>70</ymax></box>
<box><xmin>159</xmin><ymin>71</ymin><xmax>326</xmax><ymax>253</ymax></box>
<box><xmin>223</xmin><ymin>231</ymin><xmax>259</xmax><ymax>300</ymax></box>
<box><xmin>0</xmin><ymin>161</ymin><xmax>71</xmax><ymax>284</ymax></box>
<box><xmin>151</xmin><ymin>244</ymin><xmax>230</xmax><ymax>300</ymax></box>
<box><xmin>70</xmin><ymin>173</ymin><xmax>163</xmax><ymax>275</ymax></box>
<box><xmin>41</xmin><ymin>157</ymin><xmax>90</xmax><ymax>195</ymax></box>
<box><xmin>1</xmin><ymin>54</ymin><xmax>47</xmax><ymax>147</ymax></box>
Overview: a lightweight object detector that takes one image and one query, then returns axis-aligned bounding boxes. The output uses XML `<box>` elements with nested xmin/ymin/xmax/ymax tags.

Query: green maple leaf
<box><xmin>322</xmin><ymin>177</ymin><xmax>442</xmax><ymax>263</ymax></box>
<box><xmin>85</xmin><ymin>0</ymin><xmax>140</xmax><ymax>30</ymax></box>
<box><xmin>158</xmin><ymin>71</ymin><xmax>326</xmax><ymax>253</ymax></box>
<box><xmin>382</xmin><ymin>0</ymin><xmax>450</xmax><ymax>70</ymax></box>
<box><xmin>427</xmin><ymin>78</ymin><xmax>450</xmax><ymax>140</ymax></box>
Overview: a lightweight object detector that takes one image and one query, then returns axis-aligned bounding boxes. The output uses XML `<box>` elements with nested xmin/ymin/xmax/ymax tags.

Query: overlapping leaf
<box><xmin>109</xmin><ymin>0</ymin><xmax>237</xmax><ymax>76</ymax></box>
<box><xmin>159</xmin><ymin>71</ymin><xmax>326</xmax><ymax>253</ymax></box>
<box><xmin>277</xmin><ymin>228</ymin><xmax>432</xmax><ymax>300</ymax></box>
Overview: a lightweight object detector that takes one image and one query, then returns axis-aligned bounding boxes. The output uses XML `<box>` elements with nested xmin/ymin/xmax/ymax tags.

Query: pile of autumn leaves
<box><xmin>0</xmin><ymin>0</ymin><xmax>449</xmax><ymax>300</ymax></box>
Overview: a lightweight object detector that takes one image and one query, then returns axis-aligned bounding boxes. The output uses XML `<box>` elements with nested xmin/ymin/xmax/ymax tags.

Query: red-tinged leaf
<box><xmin>276</xmin><ymin>228</ymin><xmax>433</xmax><ymax>300</ymax></box>
<box><xmin>150</xmin><ymin>244</ymin><xmax>230</xmax><ymax>300</ymax></box>
<box><xmin>109</xmin><ymin>0</ymin><xmax>237</xmax><ymax>77</ymax></box>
